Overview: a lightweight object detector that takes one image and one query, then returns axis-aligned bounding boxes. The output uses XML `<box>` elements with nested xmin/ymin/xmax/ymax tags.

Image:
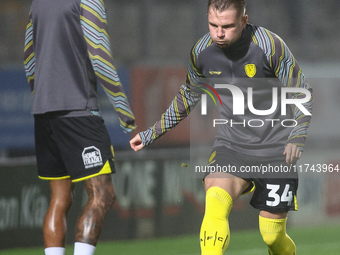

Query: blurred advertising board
<box><xmin>0</xmin><ymin>69</ymin><xmax>34</xmax><ymax>151</ymax></box>
<box><xmin>130</xmin><ymin>66</ymin><xmax>190</xmax><ymax>147</ymax></box>
<box><xmin>0</xmin><ymin>148</ymin><xmax>257</xmax><ymax>249</ymax></box>
<box><xmin>325</xmin><ymin>165</ymin><xmax>340</xmax><ymax>216</ymax></box>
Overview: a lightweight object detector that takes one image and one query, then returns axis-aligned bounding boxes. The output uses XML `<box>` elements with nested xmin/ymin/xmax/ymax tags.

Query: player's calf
<box><xmin>200</xmin><ymin>187</ymin><xmax>233</xmax><ymax>255</ymax></box>
<box><xmin>75</xmin><ymin>174</ymin><xmax>115</xmax><ymax>245</ymax></box>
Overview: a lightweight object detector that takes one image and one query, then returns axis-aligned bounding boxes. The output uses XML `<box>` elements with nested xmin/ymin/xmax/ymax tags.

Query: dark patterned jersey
<box><xmin>24</xmin><ymin>0</ymin><xmax>135</xmax><ymax>132</ymax></box>
<box><xmin>139</xmin><ymin>24</ymin><xmax>313</xmax><ymax>156</ymax></box>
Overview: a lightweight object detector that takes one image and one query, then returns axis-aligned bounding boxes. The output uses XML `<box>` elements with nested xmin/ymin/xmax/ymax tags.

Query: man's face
<box><xmin>208</xmin><ymin>6</ymin><xmax>248</xmax><ymax>48</ymax></box>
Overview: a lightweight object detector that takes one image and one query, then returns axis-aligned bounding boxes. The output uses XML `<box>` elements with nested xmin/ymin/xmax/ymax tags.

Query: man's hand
<box><xmin>283</xmin><ymin>143</ymin><xmax>302</xmax><ymax>165</ymax></box>
<box><xmin>130</xmin><ymin>133</ymin><xmax>144</xmax><ymax>152</ymax></box>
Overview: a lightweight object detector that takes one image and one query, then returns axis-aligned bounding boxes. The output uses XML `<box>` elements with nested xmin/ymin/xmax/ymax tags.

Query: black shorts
<box><xmin>205</xmin><ymin>147</ymin><xmax>298</xmax><ymax>213</ymax></box>
<box><xmin>34</xmin><ymin>114</ymin><xmax>115</xmax><ymax>182</ymax></box>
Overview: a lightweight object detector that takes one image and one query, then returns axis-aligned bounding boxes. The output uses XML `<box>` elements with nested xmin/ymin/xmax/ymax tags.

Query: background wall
<box><xmin>2</xmin><ymin>0</ymin><xmax>340</xmax><ymax>67</ymax></box>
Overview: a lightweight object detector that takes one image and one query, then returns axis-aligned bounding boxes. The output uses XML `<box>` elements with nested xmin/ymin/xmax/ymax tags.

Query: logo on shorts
<box><xmin>82</xmin><ymin>146</ymin><xmax>103</xmax><ymax>169</ymax></box>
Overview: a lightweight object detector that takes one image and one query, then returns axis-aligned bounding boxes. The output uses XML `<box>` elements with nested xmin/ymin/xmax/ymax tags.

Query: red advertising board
<box><xmin>131</xmin><ymin>66</ymin><xmax>190</xmax><ymax>146</ymax></box>
<box><xmin>325</xmin><ymin>164</ymin><xmax>340</xmax><ymax>216</ymax></box>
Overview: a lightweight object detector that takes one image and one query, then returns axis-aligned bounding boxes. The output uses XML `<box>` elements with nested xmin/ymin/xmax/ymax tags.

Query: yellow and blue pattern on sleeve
<box><xmin>252</xmin><ymin>27</ymin><xmax>313</xmax><ymax>151</ymax></box>
<box><xmin>24</xmin><ymin>11</ymin><xmax>35</xmax><ymax>94</ymax></box>
<box><xmin>140</xmin><ymin>34</ymin><xmax>212</xmax><ymax>146</ymax></box>
<box><xmin>80</xmin><ymin>0</ymin><xmax>136</xmax><ymax>132</ymax></box>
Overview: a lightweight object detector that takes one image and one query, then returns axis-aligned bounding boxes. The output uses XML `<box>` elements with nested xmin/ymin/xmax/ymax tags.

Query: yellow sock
<box><xmin>200</xmin><ymin>187</ymin><xmax>233</xmax><ymax>255</ymax></box>
<box><xmin>259</xmin><ymin>216</ymin><xmax>296</xmax><ymax>255</ymax></box>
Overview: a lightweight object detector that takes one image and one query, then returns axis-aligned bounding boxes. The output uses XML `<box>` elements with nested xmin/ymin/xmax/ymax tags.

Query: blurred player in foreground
<box><xmin>130</xmin><ymin>0</ymin><xmax>313</xmax><ymax>254</ymax></box>
<box><xmin>24</xmin><ymin>0</ymin><xmax>136</xmax><ymax>254</ymax></box>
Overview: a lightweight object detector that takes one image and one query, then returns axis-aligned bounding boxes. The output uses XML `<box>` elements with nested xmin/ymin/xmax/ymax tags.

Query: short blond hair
<box><xmin>208</xmin><ymin>0</ymin><xmax>246</xmax><ymax>17</ymax></box>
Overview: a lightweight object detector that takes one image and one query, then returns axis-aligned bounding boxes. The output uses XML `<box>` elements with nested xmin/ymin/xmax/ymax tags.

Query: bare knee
<box><xmin>49</xmin><ymin>180</ymin><xmax>75</xmax><ymax>212</ymax></box>
<box><xmin>53</xmin><ymin>190</ymin><xmax>74</xmax><ymax>207</ymax></box>
<box><xmin>84</xmin><ymin>174</ymin><xmax>115</xmax><ymax>213</ymax></box>
<box><xmin>204</xmin><ymin>173</ymin><xmax>250</xmax><ymax>201</ymax></box>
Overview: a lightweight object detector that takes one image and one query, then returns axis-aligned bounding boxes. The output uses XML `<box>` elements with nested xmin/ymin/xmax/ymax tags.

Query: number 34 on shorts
<box><xmin>266</xmin><ymin>184</ymin><xmax>294</xmax><ymax>207</ymax></box>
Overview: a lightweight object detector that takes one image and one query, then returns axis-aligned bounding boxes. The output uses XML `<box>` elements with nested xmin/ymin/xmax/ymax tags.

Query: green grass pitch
<box><xmin>2</xmin><ymin>225</ymin><xmax>340</xmax><ymax>255</ymax></box>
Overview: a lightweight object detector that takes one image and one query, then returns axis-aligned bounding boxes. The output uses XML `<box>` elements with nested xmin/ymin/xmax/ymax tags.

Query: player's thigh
<box><xmin>204</xmin><ymin>172</ymin><xmax>250</xmax><ymax>201</ymax></box>
<box><xmin>260</xmin><ymin>210</ymin><xmax>287</xmax><ymax>219</ymax></box>
<box><xmin>204</xmin><ymin>147</ymin><xmax>251</xmax><ymax>201</ymax></box>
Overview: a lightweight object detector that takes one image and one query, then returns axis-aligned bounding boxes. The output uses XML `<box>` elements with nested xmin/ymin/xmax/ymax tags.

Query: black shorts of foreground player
<box><xmin>34</xmin><ymin>113</ymin><xmax>118</xmax><ymax>253</ymax></box>
<box><xmin>130</xmin><ymin>0</ymin><xmax>313</xmax><ymax>255</ymax></box>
